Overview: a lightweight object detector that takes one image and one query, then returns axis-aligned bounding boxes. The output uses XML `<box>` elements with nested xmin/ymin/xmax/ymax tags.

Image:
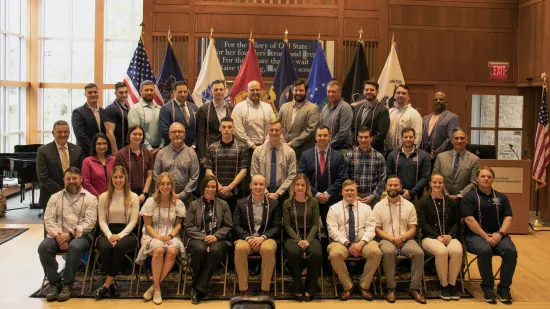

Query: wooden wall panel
<box><xmin>345</xmin><ymin>0</ymin><xmax>378</xmax><ymax>10</ymax></box>
<box><xmin>517</xmin><ymin>1</ymin><xmax>545</xmax><ymax>82</ymax></box>
<box><xmin>343</xmin><ymin>18</ymin><xmax>378</xmax><ymax>38</ymax></box>
<box><xmin>156</xmin><ymin>0</ymin><xmax>189</xmax><ymax>4</ymax></box>
<box><xmin>154</xmin><ymin>13</ymin><xmax>189</xmax><ymax>32</ymax></box>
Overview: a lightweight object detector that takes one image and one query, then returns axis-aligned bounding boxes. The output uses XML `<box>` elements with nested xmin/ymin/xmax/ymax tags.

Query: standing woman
<box><xmin>95</xmin><ymin>166</ymin><xmax>139</xmax><ymax>299</ymax></box>
<box><xmin>114</xmin><ymin>125</ymin><xmax>154</xmax><ymax>205</ymax></box>
<box><xmin>184</xmin><ymin>175</ymin><xmax>233</xmax><ymax>304</ymax></box>
<box><xmin>282</xmin><ymin>173</ymin><xmax>322</xmax><ymax>302</ymax></box>
<box><xmin>82</xmin><ymin>133</ymin><xmax>115</xmax><ymax>197</ymax></box>
<box><xmin>136</xmin><ymin>172</ymin><xmax>186</xmax><ymax>305</ymax></box>
<box><xmin>417</xmin><ymin>173</ymin><xmax>462</xmax><ymax>300</ymax></box>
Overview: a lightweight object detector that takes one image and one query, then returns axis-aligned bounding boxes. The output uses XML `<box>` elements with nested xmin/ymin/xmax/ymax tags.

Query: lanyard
<box><xmin>246</xmin><ymin>194</ymin><xmax>270</xmax><ymax>237</ymax></box>
<box><xmin>59</xmin><ymin>190</ymin><xmax>85</xmax><ymax>232</ymax></box>
<box><xmin>245</xmin><ymin>100</ymin><xmax>269</xmax><ymax>143</ymax></box>
<box><xmin>341</xmin><ymin>200</ymin><xmax>359</xmax><ymax>242</ymax></box>
<box><xmin>213</xmin><ymin>140</ymin><xmax>240</xmax><ymax>190</ymax></box>
<box><xmin>128</xmin><ymin>147</ymin><xmax>146</xmax><ymax>189</ymax></box>
<box><xmin>207</xmin><ymin>102</ymin><xmax>231</xmax><ymax>148</ymax></box>
<box><xmin>395</xmin><ymin>148</ymin><xmax>420</xmax><ymax>185</ymax></box>
<box><xmin>428</xmin><ymin>113</ymin><xmax>443</xmax><ymax>153</ymax></box>
<box><xmin>388</xmin><ymin>198</ymin><xmax>402</xmax><ymax>254</ymax></box>
<box><xmin>201</xmin><ymin>199</ymin><xmax>217</xmax><ymax>235</ymax></box>
<box><xmin>114</xmin><ymin>100</ymin><xmax>128</xmax><ymax>147</ymax></box>
<box><xmin>146</xmin><ymin>201</ymin><xmax>172</xmax><ymax>250</ymax></box>
<box><xmin>314</xmin><ymin>145</ymin><xmax>331</xmax><ymax>188</ymax></box>
<box><xmin>475</xmin><ymin>189</ymin><xmax>501</xmax><ymax>232</ymax></box>
<box><xmin>431</xmin><ymin>195</ymin><xmax>445</xmax><ymax>236</ymax></box>
<box><xmin>353</xmin><ymin>147</ymin><xmax>375</xmax><ymax>192</ymax></box>
<box><xmin>354</xmin><ymin>101</ymin><xmax>378</xmax><ymax>141</ymax></box>
<box><xmin>292</xmin><ymin>198</ymin><xmax>308</xmax><ymax>258</ymax></box>
<box><xmin>389</xmin><ymin>105</ymin><xmax>409</xmax><ymax>148</ymax></box>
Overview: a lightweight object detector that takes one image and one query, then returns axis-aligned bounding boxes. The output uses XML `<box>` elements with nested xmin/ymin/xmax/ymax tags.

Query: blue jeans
<box><xmin>38</xmin><ymin>234</ymin><xmax>92</xmax><ymax>285</ymax></box>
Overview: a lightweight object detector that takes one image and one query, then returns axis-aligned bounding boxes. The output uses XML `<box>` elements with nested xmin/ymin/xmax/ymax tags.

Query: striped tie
<box><xmin>61</xmin><ymin>146</ymin><xmax>70</xmax><ymax>173</ymax></box>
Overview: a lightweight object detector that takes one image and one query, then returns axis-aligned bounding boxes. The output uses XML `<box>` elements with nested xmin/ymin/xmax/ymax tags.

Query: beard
<box><xmin>66</xmin><ymin>183</ymin><xmax>81</xmax><ymax>194</ymax></box>
<box><xmin>387</xmin><ymin>189</ymin><xmax>400</xmax><ymax>198</ymax></box>
<box><xmin>365</xmin><ymin>93</ymin><xmax>376</xmax><ymax>101</ymax></box>
<box><xmin>294</xmin><ymin>93</ymin><xmax>305</xmax><ymax>103</ymax></box>
<box><xmin>142</xmin><ymin>94</ymin><xmax>154</xmax><ymax>103</ymax></box>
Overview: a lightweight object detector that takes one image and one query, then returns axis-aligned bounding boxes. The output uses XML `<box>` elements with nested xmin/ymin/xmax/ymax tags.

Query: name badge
<box><xmin>412</xmin><ymin>157</ymin><xmax>418</xmax><ymax>162</ymax></box>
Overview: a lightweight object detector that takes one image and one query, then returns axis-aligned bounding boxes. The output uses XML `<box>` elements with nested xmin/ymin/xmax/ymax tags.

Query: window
<box><xmin>40</xmin><ymin>88</ymin><xmax>84</xmax><ymax>144</ymax></box>
<box><xmin>0</xmin><ymin>87</ymin><xmax>27</xmax><ymax>152</ymax></box>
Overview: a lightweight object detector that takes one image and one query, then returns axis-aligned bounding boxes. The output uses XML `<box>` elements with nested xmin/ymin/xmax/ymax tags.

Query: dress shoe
<box><xmin>261</xmin><ymin>290</ymin><xmax>271</xmax><ymax>297</ymax></box>
<box><xmin>304</xmin><ymin>293</ymin><xmax>314</xmax><ymax>302</ymax></box>
<box><xmin>293</xmin><ymin>293</ymin><xmax>304</xmax><ymax>302</ymax></box>
<box><xmin>239</xmin><ymin>290</ymin><xmax>248</xmax><ymax>297</ymax></box>
<box><xmin>385</xmin><ymin>289</ymin><xmax>396</xmax><ymax>303</ymax></box>
<box><xmin>143</xmin><ymin>285</ymin><xmax>154</xmax><ymax>301</ymax></box>
<box><xmin>46</xmin><ymin>283</ymin><xmax>61</xmax><ymax>302</ymax></box>
<box><xmin>192</xmin><ymin>289</ymin><xmax>201</xmax><ymax>305</ymax></box>
<box><xmin>409</xmin><ymin>289</ymin><xmax>427</xmax><ymax>304</ymax></box>
<box><xmin>339</xmin><ymin>289</ymin><xmax>351</xmax><ymax>301</ymax></box>
<box><xmin>360</xmin><ymin>287</ymin><xmax>374</xmax><ymax>300</ymax></box>
<box><xmin>57</xmin><ymin>284</ymin><xmax>72</xmax><ymax>302</ymax></box>
<box><xmin>95</xmin><ymin>285</ymin><xmax>109</xmax><ymax>300</ymax></box>
<box><xmin>110</xmin><ymin>282</ymin><xmax>120</xmax><ymax>298</ymax></box>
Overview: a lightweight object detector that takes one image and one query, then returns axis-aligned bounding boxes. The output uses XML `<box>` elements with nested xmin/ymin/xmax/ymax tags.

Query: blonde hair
<box><xmin>289</xmin><ymin>173</ymin><xmax>313</xmax><ymax>200</ymax></box>
<box><xmin>106</xmin><ymin>166</ymin><xmax>132</xmax><ymax>211</ymax></box>
<box><xmin>152</xmin><ymin>172</ymin><xmax>179</xmax><ymax>205</ymax></box>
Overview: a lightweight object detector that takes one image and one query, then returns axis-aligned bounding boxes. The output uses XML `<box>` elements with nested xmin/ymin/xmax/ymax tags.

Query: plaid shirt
<box><xmin>345</xmin><ymin>147</ymin><xmax>386</xmax><ymax>200</ymax></box>
<box><xmin>205</xmin><ymin>139</ymin><xmax>249</xmax><ymax>192</ymax></box>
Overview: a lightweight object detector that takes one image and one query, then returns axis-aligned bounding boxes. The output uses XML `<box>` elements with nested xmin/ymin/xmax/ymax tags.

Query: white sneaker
<box><xmin>153</xmin><ymin>291</ymin><xmax>162</xmax><ymax>305</ymax></box>
<box><xmin>143</xmin><ymin>285</ymin><xmax>154</xmax><ymax>301</ymax></box>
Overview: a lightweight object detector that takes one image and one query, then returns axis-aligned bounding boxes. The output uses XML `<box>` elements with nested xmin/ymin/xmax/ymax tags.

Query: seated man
<box><xmin>38</xmin><ymin>167</ymin><xmax>98</xmax><ymax>302</ymax></box>
<box><xmin>233</xmin><ymin>174</ymin><xmax>281</xmax><ymax>296</ymax></box>
<box><xmin>326</xmin><ymin>180</ymin><xmax>382</xmax><ymax>301</ymax></box>
<box><xmin>461</xmin><ymin>166</ymin><xmax>516</xmax><ymax>304</ymax></box>
<box><xmin>373</xmin><ymin>176</ymin><xmax>426</xmax><ymax>304</ymax></box>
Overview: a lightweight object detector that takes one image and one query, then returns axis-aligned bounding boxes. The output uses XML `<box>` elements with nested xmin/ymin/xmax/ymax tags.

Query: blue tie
<box><xmin>270</xmin><ymin>147</ymin><xmax>277</xmax><ymax>193</ymax></box>
<box><xmin>348</xmin><ymin>204</ymin><xmax>355</xmax><ymax>242</ymax></box>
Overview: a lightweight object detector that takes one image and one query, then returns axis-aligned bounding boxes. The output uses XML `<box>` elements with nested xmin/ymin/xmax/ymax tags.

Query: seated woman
<box><xmin>282</xmin><ymin>174</ymin><xmax>321</xmax><ymax>302</ymax></box>
<box><xmin>417</xmin><ymin>172</ymin><xmax>463</xmax><ymax>300</ymax></box>
<box><xmin>184</xmin><ymin>175</ymin><xmax>233</xmax><ymax>304</ymax></box>
<box><xmin>136</xmin><ymin>172</ymin><xmax>186</xmax><ymax>305</ymax></box>
<box><xmin>82</xmin><ymin>133</ymin><xmax>115</xmax><ymax>197</ymax></box>
<box><xmin>95</xmin><ymin>166</ymin><xmax>139</xmax><ymax>299</ymax></box>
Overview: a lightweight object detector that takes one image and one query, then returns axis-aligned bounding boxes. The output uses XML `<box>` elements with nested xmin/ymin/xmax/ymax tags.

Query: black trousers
<box><xmin>283</xmin><ymin>238</ymin><xmax>322</xmax><ymax>296</ymax></box>
<box><xmin>187</xmin><ymin>239</ymin><xmax>229</xmax><ymax>293</ymax></box>
<box><xmin>96</xmin><ymin>225</ymin><xmax>138</xmax><ymax>277</ymax></box>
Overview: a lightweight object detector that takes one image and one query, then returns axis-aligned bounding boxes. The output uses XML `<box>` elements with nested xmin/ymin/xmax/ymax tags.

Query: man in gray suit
<box><xmin>278</xmin><ymin>80</ymin><xmax>320</xmax><ymax>162</ymax></box>
<box><xmin>36</xmin><ymin>120</ymin><xmax>84</xmax><ymax>211</ymax></box>
<box><xmin>421</xmin><ymin>92</ymin><xmax>460</xmax><ymax>160</ymax></box>
<box><xmin>433</xmin><ymin>128</ymin><xmax>480</xmax><ymax>200</ymax></box>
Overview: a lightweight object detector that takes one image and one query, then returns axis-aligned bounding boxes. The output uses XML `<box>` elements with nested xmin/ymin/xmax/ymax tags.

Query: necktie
<box><xmin>181</xmin><ymin>102</ymin><xmax>191</xmax><ymax>124</ymax></box>
<box><xmin>452</xmin><ymin>153</ymin><xmax>461</xmax><ymax>178</ymax></box>
<box><xmin>319</xmin><ymin>151</ymin><xmax>326</xmax><ymax>176</ymax></box>
<box><xmin>348</xmin><ymin>204</ymin><xmax>355</xmax><ymax>242</ymax></box>
<box><xmin>61</xmin><ymin>146</ymin><xmax>70</xmax><ymax>173</ymax></box>
<box><xmin>269</xmin><ymin>147</ymin><xmax>277</xmax><ymax>193</ymax></box>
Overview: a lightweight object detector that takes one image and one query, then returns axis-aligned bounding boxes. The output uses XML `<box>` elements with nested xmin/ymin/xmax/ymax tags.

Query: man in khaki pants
<box><xmin>326</xmin><ymin>180</ymin><xmax>382</xmax><ymax>301</ymax></box>
<box><xmin>233</xmin><ymin>174</ymin><xmax>281</xmax><ymax>296</ymax></box>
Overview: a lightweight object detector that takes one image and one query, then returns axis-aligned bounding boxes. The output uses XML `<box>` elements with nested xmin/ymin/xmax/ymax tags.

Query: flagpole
<box><xmin>167</xmin><ymin>26</ymin><xmax>172</xmax><ymax>45</ymax></box>
<box><xmin>532</xmin><ymin>72</ymin><xmax>548</xmax><ymax>230</ymax></box>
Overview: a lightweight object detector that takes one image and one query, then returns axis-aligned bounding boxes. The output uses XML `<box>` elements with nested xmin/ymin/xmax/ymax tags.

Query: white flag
<box><xmin>192</xmin><ymin>39</ymin><xmax>228</xmax><ymax>107</ymax></box>
<box><xmin>377</xmin><ymin>42</ymin><xmax>404</xmax><ymax>108</ymax></box>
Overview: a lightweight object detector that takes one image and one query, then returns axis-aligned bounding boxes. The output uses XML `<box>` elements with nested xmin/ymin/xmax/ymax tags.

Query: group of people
<box><xmin>35</xmin><ymin>78</ymin><xmax>517</xmax><ymax>305</ymax></box>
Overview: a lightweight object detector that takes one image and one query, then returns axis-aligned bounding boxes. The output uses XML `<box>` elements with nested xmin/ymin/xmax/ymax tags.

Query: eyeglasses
<box><xmin>170</xmin><ymin>130</ymin><xmax>185</xmax><ymax>135</ymax></box>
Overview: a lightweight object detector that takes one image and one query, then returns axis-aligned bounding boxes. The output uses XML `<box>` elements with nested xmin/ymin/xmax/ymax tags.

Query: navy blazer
<box><xmin>196</xmin><ymin>101</ymin><xmax>233</xmax><ymax>161</ymax></box>
<box><xmin>421</xmin><ymin>110</ymin><xmax>460</xmax><ymax>159</ymax></box>
<box><xmin>233</xmin><ymin>196</ymin><xmax>281</xmax><ymax>240</ymax></box>
<box><xmin>71</xmin><ymin>103</ymin><xmax>106</xmax><ymax>156</ymax></box>
<box><xmin>299</xmin><ymin>147</ymin><xmax>347</xmax><ymax>198</ymax></box>
<box><xmin>158</xmin><ymin>100</ymin><xmax>199</xmax><ymax>147</ymax></box>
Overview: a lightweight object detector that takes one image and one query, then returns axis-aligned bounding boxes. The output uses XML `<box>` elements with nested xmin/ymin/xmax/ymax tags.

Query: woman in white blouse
<box><xmin>95</xmin><ymin>166</ymin><xmax>139</xmax><ymax>299</ymax></box>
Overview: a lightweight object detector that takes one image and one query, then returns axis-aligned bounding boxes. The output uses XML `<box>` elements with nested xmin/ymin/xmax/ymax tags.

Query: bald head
<box><xmin>433</xmin><ymin>91</ymin><xmax>447</xmax><ymax>114</ymax></box>
<box><xmin>247</xmin><ymin>80</ymin><xmax>262</xmax><ymax>104</ymax></box>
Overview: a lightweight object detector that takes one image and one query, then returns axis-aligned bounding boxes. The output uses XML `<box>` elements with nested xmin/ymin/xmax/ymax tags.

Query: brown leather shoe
<box><xmin>239</xmin><ymin>290</ymin><xmax>248</xmax><ymax>297</ymax></box>
<box><xmin>261</xmin><ymin>290</ymin><xmax>271</xmax><ymax>297</ymax></box>
<box><xmin>386</xmin><ymin>289</ymin><xmax>396</xmax><ymax>303</ymax></box>
<box><xmin>339</xmin><ymin>289</ymin><xmax>351</xmax><ymax>301</ymax></box>
<box><xmin>360</xmin><ymin>287</ymin><xmax>374</xmax><ymax>300</ymax></box>
<box><xmin>409</xmin><ymin>289</ymin><xmax>427</xmax><ymax>304</ymax></box>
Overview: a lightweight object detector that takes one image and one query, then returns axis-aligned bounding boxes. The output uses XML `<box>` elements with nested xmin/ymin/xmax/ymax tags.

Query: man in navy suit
<box><xmin>421</xmin><ymin>92</ymin><xmax>460</xmax><ymax>161</ymax></box>
<box><xmin>71</xmin><ymin>83</ymin><xmax>106</xmax><ymax>157</ymax></box>
<box><xmin>158</xmin><ymin>81</ymin><xmax>199</xmax><ymax>149</ymax></box>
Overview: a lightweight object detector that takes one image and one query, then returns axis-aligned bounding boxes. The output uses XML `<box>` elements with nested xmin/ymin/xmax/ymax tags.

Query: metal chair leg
<box><xmin>89</xmin><ymin>252</ymin><xmax>99</xmax><ymax>293</ymax></box>
<box><xmin>136</xmin><ymin>263</ymin><xmax>143</xmax><ymax>294</ymax></box>
<box><xmin>223</xmin><ymin>254</ymin><xmax>228</xmax><ymax>297</ymax></box>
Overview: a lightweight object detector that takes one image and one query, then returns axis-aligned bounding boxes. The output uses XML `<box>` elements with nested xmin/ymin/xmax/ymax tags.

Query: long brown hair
<box><xmin>106</xmin><ymin>166</ymin><xmax>132</xmax><ymax>211</ymax></box>
<box><xmin>289</xmin><ymin>173</ymin><xmax>313</xmax><ymax>200</ymax></box>
<box><xmin>152</xmin><ymin>172</ymin><xmax>179</xmax><ymax>205</ymax></box>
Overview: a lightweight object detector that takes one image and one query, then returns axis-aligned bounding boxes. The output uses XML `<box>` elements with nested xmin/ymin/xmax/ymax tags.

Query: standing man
<box><xmin>278</xmin><ymin>80</ymin><xmax>320</xmax><ymax>162</ymax></box>
<box><xmin>205</xmin><ymin>117</ymin><xmax>248</xmax><ymax>213</ymax></box>
<box><xmin>104</xmin><ymin>82</ymin><xmax>130</xmax><ymax>154</ymax></box>
<box><xmin>326</xmin><ymin>180</ymin><xmax>382</xmax><ymax>300</ymax></box>
<box><xmin>385</xmin><ymin>84</ymin><xmax>422</xmax><ymax>155</ymax></box>
<box><xmin>320</xmin><ymin>80</ymin><xmax>353</xmax><ymax>154</ymax></box>
<box><xmin>197</xmin><ymin>80</ymin><xmax>233</xmax><ymax>166</ymax></box>
<box><xmin>251</xmin><ymin>118</ymin><xmax>297</xmax><ymax>203</ymax></box>
<box><xmin>373</xmin><ymin>176</ymin><xmax>426</xmax><ymax>304</ymax></box>
<box><xmin>158</xmin><ymin>81</ymin><xmax>199</xmax><ymax>148</ymax></box>
<box><xmin>421</xmin><ymin>92</ymin><xmax>460</xmax><ymax>161</ymax></box>
<box><xmin>461</xmin><ymin>167</ymin><xmax>516</xmax><ymax>304</ymax></box>
<box><xmin>345</xmin><ymin>127</ymin><xmax>386</xmax><ymax>206</ymax></box>
<box><xmin>352</xmin><ymin>81</ymin><xmax>390</xmax><ymax>153</ymax></box>
<box><xmin>72</xmin><ymin>83</ymin><xmax>106</xmax><ymax>157</ymax></box>
<box><xmin>233</xmin><ymin>174</ymin><xmax>281</xmax><ymax>296</ymax></box>
<box><xmin>36</xmin><ymin>120</ymin><xmax>83</xmax><ymax>212</ymax></box>
<box><xmin>153</xmin><ymin>122</ymin><xmax>200</xmax><ymax>206</ymax></box>
<box><xmin>386</xmin><ymin>127</ymin><xmax>431</xmax><ymax>201</ymax></box>
<box><xmin>127</xmin><ymin>80</ymin><xmax>163</xmax><ymax>153</ymax></box>
<box><xmin>433</xmin><ymin>128</ymin><xmax>480</xmax><ymax>200</ymax></box>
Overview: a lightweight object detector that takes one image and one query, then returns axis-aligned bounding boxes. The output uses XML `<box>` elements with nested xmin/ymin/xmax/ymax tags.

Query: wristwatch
<box><xmin>168</xmin><ymin>234</ymin><xmax>174</xmax><ymax>239</ymax></box>
<box><xmin>345</xmin><ymin>242</ymin><xmax>352</xmax><ymax>249</ymax></box>
<box><xmin>499</xmin><ymin>231</ymin><xmax>506</xmax><ymax>237</ymax></box>
<box><xmin>402</xmin><ymin>237</ymin><xmax>407</xmax><ymax>243</ymax></box>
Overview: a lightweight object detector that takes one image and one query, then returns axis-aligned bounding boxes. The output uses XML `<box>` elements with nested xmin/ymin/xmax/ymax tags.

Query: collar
<box><xmin>247</xmin><ymin>98</ymin><xmax>263</xmax><ymax>108</ymax></box>
<box><xmin>452</xmin><ymin>149</ymin><xmax>465</xmax><ymax>157</ymax></box>
<box><xmin>114</xmin><ymin>100</ymin><xmax>128</xmax><ymax>110</ymax></box>
<box><xmin>62</xmin><ymin>188</ymin><xmax>86</xmax><ymax>197</ymax></box>
<box><xmin>358</xmin><ymin>146</ymin><xmax>372</xmax><ymax>154</ymax></box>
<box><xmin>366</xmin><ymin>100</ymin><xmax>378</xmax><ymax>108</ymax></box>
<box><xmin>213</xmin><ymin>100</ymin><xmax>226</xmax><ymax>108</ymax></box>
<box><xmin>86</xmin><ymin>102</ymin><xmax>99</xmax><ymax>112</ymax></box>
<box><xmin>316</xmin><ymin>145</ymin><xmax>329</xmax><ymax>153</ymax></box>
<box><xmin>55</xmin><ymin>141</ymin><xmax>68</xmax><ymax>150</ymax></box>
<box><xmin>139</xmin><ymin>99</ymin><xmax>159</xmax><ymax>108</ymax></box>
<box><xmin>251</xmin><ymin>196</ymin><xmax>265</xmax><ymax>206</ymax></box>
<box><xmin>220</xmin><ymin>138</ymin><xmax>234</xmax><ymax>147</ymax></box>
<box><xmin>394</xmin><ymin>103</ymin><xmax>410</xmax><ymax>111</ymax></box>
<box><xmin>170</xmin><ymin>143</ymin><xmax>186</xmax><ymax>153</ymax></box>
<box><xmin>387</xmin><ymin>196</ymin><xmax>403</xmax><ymax>205</ymax></box>
<box><xmin>400</xmin><ymin>146</ymin><xmax>416</xmax><ymax>156</ymax></box>
<box><xmin>343</xmin><ymin>199</ymin><xmax>357</xmax><ymax>207</ymax></box>
<box><xmin>91</xmin><ymin>155</ymin><xmax>112</xmax><ymax>164</ymax></box>
<box><xmin>175</xmin><ymin>99</ymin><xmax>187</xmax><ymax>107</ymax></box>
<box><xmin>268</xmin><ymin>142</ymin><xmax>282</xmax><ymax>151</ymax></box>
<box><xmin>329</xmin><ymin>99</ymin><xmax>342</xmax><ymax>110</ymax></box>
<box><xmin>293</xmin><ymin>100</ymin><xmax>306</xmax><ymax>109</ymax></box>
<box><xmin>476</xmin><ymin>187</ymin><xmax>495</xmax><ymax>197</ymax></box>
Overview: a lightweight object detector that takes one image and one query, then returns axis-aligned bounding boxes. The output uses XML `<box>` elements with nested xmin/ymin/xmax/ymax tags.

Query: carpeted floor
<box><xmin>0</xmin><ymin>227</ymin><xmax>29</xmax><ymax>245</ymax></box>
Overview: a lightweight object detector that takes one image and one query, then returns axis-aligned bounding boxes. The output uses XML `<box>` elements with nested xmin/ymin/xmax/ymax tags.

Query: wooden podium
<box><xmin>479</xmin><ymin>159</ymin><xmax>531</xmax><ymax>234</ymax></box>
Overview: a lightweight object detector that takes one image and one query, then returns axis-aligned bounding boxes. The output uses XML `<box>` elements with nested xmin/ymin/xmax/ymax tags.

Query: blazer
<box><xmin>71</xmin><ymin>104</ymin><xmax>106</xmax><ymax>156</ymax></box>
<box><xmin>282</xmin><ymin>197</ymin><xmax>320</xmax><ymax>242</ymax></box>
<box><xmin>417</xmin><ymin>195</ymin><xmax>460</xmax><ymax>239</ymax></box>
<box><xmin>351</xmin><ymin>100</ymin><xmax>390</xmax><ymax>153</ymax></box>
<box><xmin>433</xmin><ymin>150</ymin><xmax>480</xmax><ymax>196</ymax></box>
<box><xmin>278</xmin><ymin>100</ymin><xmax>320</xmax><ymax>156</ymax></box>
<box><xmin>196</xmin><ymin>101</ymin><xmax>234</xmax><ymax>161</ymax></box>
<box><xmin>233</xmin><ymin>196</ymin><xmax>281</xmax><ymax>240</ymax></box>
<box><xmin>299</xmin><ymin>147</ymin><xmax>347</xmax><ymax>198</ymax></box>
<box><xmin>158</xmin><ymin>100</ymin><xmax>199</xmax><ymax>147</ymax></box>
<box><xmin>36</xmin><ymin>142</ymin><xmax>83</xmax><ymax>210</ymax></box>
<box><xmin>184</xmin><ymin>198</ymin><xmax>233</xmax><ymax>247</ymax></box>
<box><xmin>421</xmin><ymin>110</ymin><xmax>460</xmax><ymax>159</ymax></box>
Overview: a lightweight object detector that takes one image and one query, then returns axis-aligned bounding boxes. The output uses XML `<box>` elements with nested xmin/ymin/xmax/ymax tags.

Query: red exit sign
<box><xmin>488</xmin><ymin>62</ymin><xmax>509</xmax><ymax>80</ymax></box>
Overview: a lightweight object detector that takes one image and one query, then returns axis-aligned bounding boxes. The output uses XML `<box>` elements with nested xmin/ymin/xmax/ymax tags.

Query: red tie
<box><xmin>320</xmin><ymin>151</ymin><xmax>326</xmax><ymax>176</ymax></box>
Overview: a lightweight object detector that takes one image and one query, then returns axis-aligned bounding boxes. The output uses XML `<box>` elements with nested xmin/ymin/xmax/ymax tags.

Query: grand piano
<box><xmin>0</xmin><ymin>144</ymin><xmax>42</xmax><ymax>209</ymax></box>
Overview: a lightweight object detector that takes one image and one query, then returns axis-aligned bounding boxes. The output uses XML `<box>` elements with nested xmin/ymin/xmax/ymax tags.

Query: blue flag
<box><xmin>157</xmin><ymin>41</ymin><xmax>184</xmax><ymax>103</ymax></box>
<box><xmin>306</xmin><ymin>42</ymin><xmax>332</xmax><ymax>108</ymax></box>
<box><xmin>269</xmin><ymin>43</ymin><xmax>298</xmax><ymax>111</ymax></box>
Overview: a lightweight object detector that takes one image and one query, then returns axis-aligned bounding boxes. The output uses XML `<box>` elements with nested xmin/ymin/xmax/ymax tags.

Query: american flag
<box><xmin>533</xmin><ymin>85</ymin><xmax>549</xmax><ymax>189</ymax></box>
<box><xmin>123</xmin><ymin>38</ymin><xmax>164</xmax><ymax>106</ymax></box>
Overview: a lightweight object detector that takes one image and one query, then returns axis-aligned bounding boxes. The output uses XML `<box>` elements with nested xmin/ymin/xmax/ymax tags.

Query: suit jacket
<box><xmin>184</xmin><ymin>198</ymin><xmax>233</xmax><ymax>247</ymax></box>
<box><xmin>71</xmin><ymin>104</ymin><xmax>106</xmax><ymax>156</ymax></box>
<box><xmin>417</xmin><ymin>195</ymin><xmax>460</xmax><ymax>239</ymax></box>
<box><xmin>233</xmin><ymin>196</ymin><xmax>281</xmax><ymax>240</ymax></box>
<box><xmin>196</xmin><ymin>101</ymin><xmax>233</xmax><ymax>161</ymax></box>
<box><xmin>36</xmin><ymin>142</ymin><xmax>83</xmax><ymax>210</ymax></box>
<box><xmin>158</xmin><ymin>100</ymin><xmax>199</xmax><ymax>147</ymax></box>
<box><xmin>433</xmin><ymin>150</ymin><xmax>480</xmax><ymax>196</ymax></box>
<box><xmin>421</xmin><ymin>110</ymin><xmax>460</xmax><ymax>158</ymax></box>
<box><xmin>299</xmin><ymin>147</ymin><xmax>347</xmax><ymax>198</ymax></box>
<box><xmin>351</xmin><ymin>100</ymin><xmax>390</xmax><ymax>153</ymax></box>
<box><xmin>278</xmin><ymin>100</ymin><xmax>319</xmax><ymax>157</ymax></box>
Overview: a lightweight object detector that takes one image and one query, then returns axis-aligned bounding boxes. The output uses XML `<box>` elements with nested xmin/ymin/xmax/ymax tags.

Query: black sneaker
<box><xmin>110</xmin><ymin>282</ymin><xmax>120</xmax><ymax>298</ymax></box>
<box><xmin>440</xmin><ymin>285</ymin><xmax>451</xmax><ymax>300</ymax></box>
<box><xmin>449</xmin><ymin>284</ymin><xmax>460</xmax><ymax>300</ymax></box>
<box><xmin>497</xmin><ymin>290</ymin><xmax>512</xmax><ymax>304</ymax></box>
<box><xmin>95</xmin><ymin>285</ymin><xmax>109</xmax><ymax>300</ymax></box>
<box><xmin>57</xmin><ymin>284</ymin><xmax>72</xmax><ymax>302</ymax></box>
<box><xmin>46</xmin><ymin>283</ymin><xmax>61</xmax><ymax>302</ymax></box>
<box><xmin>483</xmin><ymin>290</ymin><xmax>497</xmax><ymax>303</ymax></box>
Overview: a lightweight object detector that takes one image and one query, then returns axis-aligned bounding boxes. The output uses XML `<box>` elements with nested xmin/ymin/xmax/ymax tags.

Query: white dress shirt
<box><xmin>385</xmin><ymin>103</ymin><xmax>423</xmax><ymax>150</ymax></box>
<box><xmin>372</xmin><ymin>196</ymin><xmax>417</xmax><ymax>237</ymax></box>
<box><xmin>326</xmin><ymin>199</ymin><xmax>376</xmax><ymax>245</ymax></box>
<box><xmin>232</xmin><ymin>98</ymin><xmax>276</xmax><ymax>147</ymax></box>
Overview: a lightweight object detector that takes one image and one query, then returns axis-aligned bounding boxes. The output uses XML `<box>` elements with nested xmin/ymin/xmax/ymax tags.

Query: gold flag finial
<box><xmin>358</xmin><ymin>27</ymin><xmax>364</xmax><ymax>43</ymax></box>
<box><xmin>284</xmin><ymin>29</ymin><xmax>289</xmax><ymax>44</ymax></box>
<box><xmin>209</xmin><ymin>28</ymin><xmax>214</xmax><ymax>43</ymax></box>
<box><xmin>139</xmin><ymin>22</ymin><xmax>144</xmax><ymax>40</ymax></box>
<box><xmin>317</xmin><ymin>31</ymin><xmax>321</xmax><ymax>43</ymax></box>
<box><xmin>167</xmin><ymin>26</ymin><xmax>172</xmax><ymax>44</ymax></box>
<box><xmin>249</xmin><ymin>29</ymin><xmax>254</xmax><ymax>44</ymax></box>
<box><xmin>543</xmin><ymin>72</ymin><xmax>548</xmax><ymax>88</ymax></box>
<box><xmin>392</xmin><ymin>32</ymin><xmax>396</xmax><ymax>48</ymax></box>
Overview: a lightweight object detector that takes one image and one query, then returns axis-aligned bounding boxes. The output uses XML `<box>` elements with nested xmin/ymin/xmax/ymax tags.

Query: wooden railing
<box><xmin>196</xmin><ymin>0</ymin><xmax>337</xmax><ymax>5</ymax></box>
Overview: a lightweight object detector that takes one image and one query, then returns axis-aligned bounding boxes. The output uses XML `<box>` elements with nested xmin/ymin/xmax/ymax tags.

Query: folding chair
<box><xmin>233</xmin><ymin>252</ymin><xmax>278</xmax><ymax>296</ymax></box>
